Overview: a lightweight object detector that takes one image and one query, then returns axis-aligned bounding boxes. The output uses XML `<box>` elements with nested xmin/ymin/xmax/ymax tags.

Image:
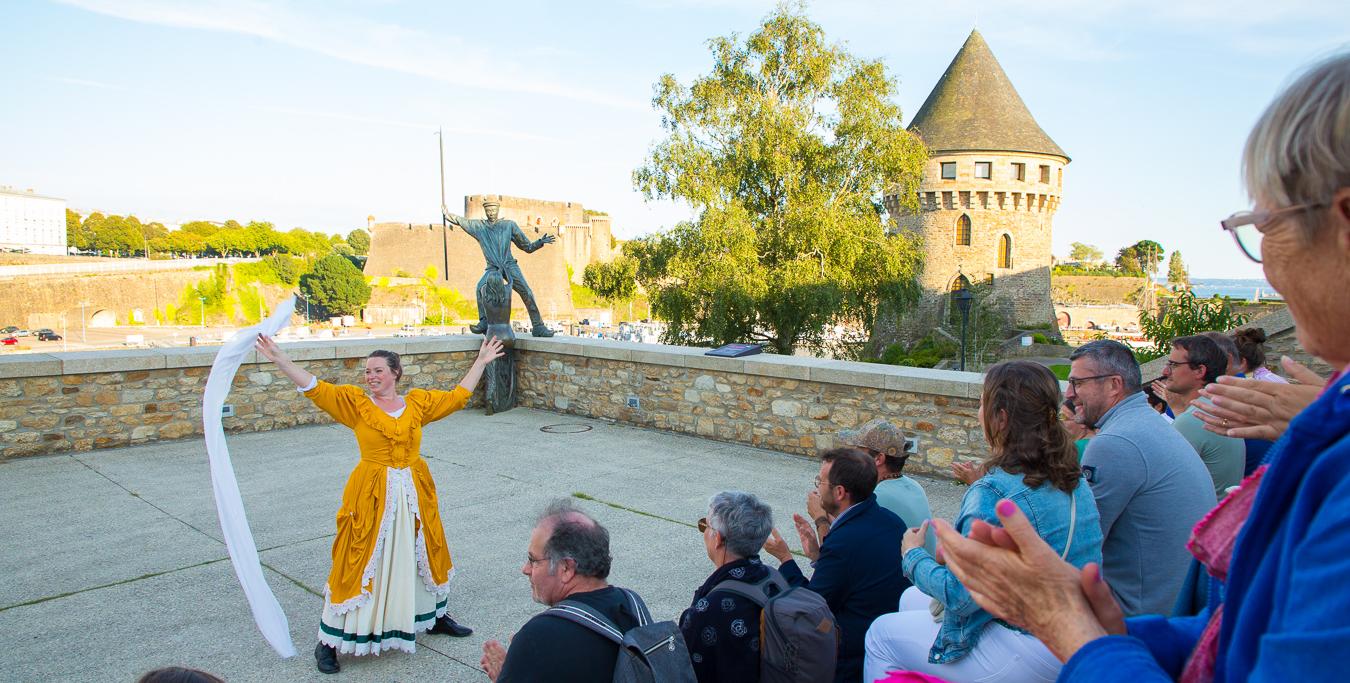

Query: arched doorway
<box><xmin>89</xmin><ymin>309</ymin><xmax>117</xmax><ymax>327</ymax></box>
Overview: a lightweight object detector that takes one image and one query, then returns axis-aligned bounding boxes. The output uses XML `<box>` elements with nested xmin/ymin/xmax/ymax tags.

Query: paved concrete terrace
<box><xmin>0</xmin><ymin>406</ymin><xmax>965</xmax><ymax>682</ymax></box>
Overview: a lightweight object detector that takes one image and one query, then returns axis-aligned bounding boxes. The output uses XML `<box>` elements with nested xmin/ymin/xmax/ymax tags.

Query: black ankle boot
<box><xmin>315</xmin><ymin>642</ymin><xmax>340</xmax><ymax>674</ymax></box>
<box><xmin>429</xmin><ymin>614</ymin><xmax>473</xmax><ymax>637</ymax></box>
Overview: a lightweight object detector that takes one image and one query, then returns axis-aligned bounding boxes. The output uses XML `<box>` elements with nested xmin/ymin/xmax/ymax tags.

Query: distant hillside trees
<box><xmin>1069</xmin><ymin>242</ymin><xmax>1103</xmax><ymax>263</ymax></box>
<box><xmin>65</xmin><ymin>210</ymin><xmax>356</xmax><ymax>260</ymax></box>
<box><xmin>1167</xmin><ymin>251</ymin><xmax>1190</xmax><ymax>289</ymax></box>
<box><xmin>346</xmin><ymin>229</ymin><xmax>370</xmax><ymax>256</ymax></box>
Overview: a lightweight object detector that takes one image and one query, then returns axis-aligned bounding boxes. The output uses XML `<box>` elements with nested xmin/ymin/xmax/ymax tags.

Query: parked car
<box><xmin>1</xmin><ymin>326</ymin><xmax>17</xmax><ymax>334</ymax></box>
<box><xmin>1</xmin><ymin>337</ymin><xmax>17</xmax><ymax>346</ymax></box>
<box><xmin>13</xmin><ymin>329</ymin><xmax>29</xmax><ymax>337</ymax></box>
<box><xmin>38</xmin><ymin>331</ymin><xmax>62</xmax><ymax>341</ymax></box>
<box><xmin>34</xmin><ymin>328</ymin><xmax>54</xmax><ymax>336</ymax></box>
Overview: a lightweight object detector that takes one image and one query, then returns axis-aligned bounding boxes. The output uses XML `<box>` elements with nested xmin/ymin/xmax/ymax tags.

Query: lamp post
<box><xmin>79</xmin><ymin>301</ymin><xmax>90</xmax><ymax>344</ymax></box>
<box><xmin>198</xmin><ymin>297</ymin><xmax>206</xmax><ymax>329</ymax></box>
<box><xmin>954</xmin><ymin>287</ymin><xmax>974</xmax><ymax>371</ymax></box>
<box><xmin>297</xmin><ymin>291</ymin><xmax>310</xmax><ymax>324</ymax></box>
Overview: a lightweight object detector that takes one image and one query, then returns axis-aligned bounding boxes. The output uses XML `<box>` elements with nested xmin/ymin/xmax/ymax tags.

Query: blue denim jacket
<box><xmin>901</xmin><ymin>466</ymin><xmax>1104</xmax><ymax>663</ymax></box>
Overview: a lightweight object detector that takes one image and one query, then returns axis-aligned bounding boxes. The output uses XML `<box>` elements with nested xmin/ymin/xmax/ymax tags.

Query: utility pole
<box><xmin>79</xmin><ymin>301</ymin><xmax>89</xmax><ymax>344</ymax></box>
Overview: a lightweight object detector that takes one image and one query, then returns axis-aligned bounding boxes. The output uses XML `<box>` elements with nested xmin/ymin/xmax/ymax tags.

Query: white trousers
<box><xmin>864</xmin><ymin>588</ymin><xmax>1061</xmax><ymax>683</ymax></box>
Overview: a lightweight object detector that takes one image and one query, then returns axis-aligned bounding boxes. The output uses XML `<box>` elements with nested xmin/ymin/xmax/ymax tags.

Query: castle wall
<box><xmin>363</xmin><ymin>221</ymin><xmax>574</xmax><ymax>321</ymax></box>
<box><xmin>464</xmin><ymin>194</ymin><xmax>587</xmax><ymax>227</ymax></box>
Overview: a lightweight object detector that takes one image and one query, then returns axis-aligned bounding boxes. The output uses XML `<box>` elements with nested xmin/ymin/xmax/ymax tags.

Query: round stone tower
<box><xmin>884</xmin><ymin>30</ymin><xmax>1067</xmax><ymax>342</ymax></box>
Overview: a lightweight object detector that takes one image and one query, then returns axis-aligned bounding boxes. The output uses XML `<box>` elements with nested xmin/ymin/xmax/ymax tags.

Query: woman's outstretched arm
<box><xmin>255</xmin><ymin>334</ymin><xmax>316</xmax><ymax>389</ymax></box>
<box><xmin>457</xmin><ymin>336</ymin><xmax>506</xmax><ymax>392</ymax></box>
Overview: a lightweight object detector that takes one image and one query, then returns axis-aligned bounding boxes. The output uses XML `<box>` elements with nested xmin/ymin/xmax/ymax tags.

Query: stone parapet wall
<box><xmin>0</xmin><ymin>338</ymin><xmax>988</xmax><ymax>478</ymax></box>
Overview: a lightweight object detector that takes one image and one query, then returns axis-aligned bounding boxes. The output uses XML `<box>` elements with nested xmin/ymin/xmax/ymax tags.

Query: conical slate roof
<box><xmin>908</xmin><ymin>30</ymin><xmax>1068</xmax><ymax>161</ymax></box>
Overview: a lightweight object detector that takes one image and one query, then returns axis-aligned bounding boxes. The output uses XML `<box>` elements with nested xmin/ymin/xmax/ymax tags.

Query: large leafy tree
<box><xmin>300</xmin><ymin>254</ymin><xmax>371</xmax><ymax>318</ymax></box>
<box><xmin>583</xmin><ymin>256</ymin><xmax>638</xmax><ymax>303</ymax></box>
<box><xmin>631</xmin><ymin>4</ymin><xmax>927</xmax><ymax>354</ymax></box>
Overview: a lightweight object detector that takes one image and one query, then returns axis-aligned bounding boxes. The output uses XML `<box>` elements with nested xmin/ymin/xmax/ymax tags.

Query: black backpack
<box><xmin>713</xmin><ymin>568</ymin><xmax>838</xmax><ymax>683</ymax></box>
<box><xmin>546</xmin><ymin>588</ymin><xmax>697</xmax><ymax>683</ymax></box>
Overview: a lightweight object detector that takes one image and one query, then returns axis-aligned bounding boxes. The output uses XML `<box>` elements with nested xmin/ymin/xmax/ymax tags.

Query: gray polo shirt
<box><xmin>1082</xmin><ymin>391</ymin><xmax>1216</xmax><ymax>616</ymax></box>
<box><xmin>1173</xmin><ymin>398</ymin><xmax>1246</xmax><ymax>499</ymax></box>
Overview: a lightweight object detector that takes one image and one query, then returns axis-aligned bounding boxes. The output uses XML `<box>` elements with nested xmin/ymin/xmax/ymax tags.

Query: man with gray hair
<box><xmin>1066</xmin><ymin>340</ymin><xmax>1215</xmax><ymax>616</ymax></box>
<box><xmin>481</xmin><ymin>499</ymin><xmax>646</xmax><ymax>682</ymax></box>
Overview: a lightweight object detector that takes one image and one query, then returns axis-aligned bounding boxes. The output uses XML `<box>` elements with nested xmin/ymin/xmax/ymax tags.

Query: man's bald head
<box><xmin>536</xmin><ymin>499</ymin><xmax>611</xmax><ymax>578</ymax></box>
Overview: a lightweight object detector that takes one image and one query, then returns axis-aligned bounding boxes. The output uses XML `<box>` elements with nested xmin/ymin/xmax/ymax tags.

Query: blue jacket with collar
<box><xmin>1058</xmin><ymin>372</ymin><xmax>1350</xmax><ymax>682</ymax></box>
<box><xmin>779</xmin><ymin>494</ymin><xmax>910</xmax><ymax>683</ymax></box>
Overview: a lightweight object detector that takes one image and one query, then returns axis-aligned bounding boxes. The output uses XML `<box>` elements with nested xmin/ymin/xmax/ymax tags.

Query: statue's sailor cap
<box><xmin>482</xmin><ymin>199</ymin><xmax>501</xmax><ymax>208</ymax></box>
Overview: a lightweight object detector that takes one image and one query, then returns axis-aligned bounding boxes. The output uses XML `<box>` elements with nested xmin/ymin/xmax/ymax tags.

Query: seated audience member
<box><xmin>1163</xmin><ymin>335</ymin><xmax>1246</xmax><ymax>498</ymax></box>
<box><xmin>682</xmin><ymin>491</ymin><xmax>777</xmax><ymax>683</ymax></box>
<box><xmin>928</xmin><ymin>52</ymin><xmax>1350</xmax><ymax>682</ymax></box>
<box><xmin>1142</xmin><ymin>385</ymin><xmax>1173</xmax><ymax>421</ymax></box>
<box><xmin>1062</xmin><ymin>398</ymin><xmax>1097</xmax><ymax>460</ymax></box>
<box><xmin>864</xmin><ymin>361</ymin><xmax>1103</xmax><ymax>683</ymax></box>
<box><xmin>1232</xmin><ymin>327</ymin><xmax>1287</xmax><ymax>383</ymax></box>
<box><xmin>820</xmin><ymin>419</ymin><xmax>935</xmax><ymax>555</ymax></box>
<box><xmin>1200</xmin><ymin>330</ymin><xmax>1243</xmax><ymax>377</ymax></box>
<box><xmin>137</xmin><ymin>668</ymin><xmax>225</xmax><ymax>683</ymax></box>
<box><xmin>481</xmin><ymin>499</ymin><xmax>649</xmax><ymax>683</ymax></box>
<box><xmin>1067</xmin><ymin>340</ymin><xmax>1215</xmax><ymax>615</ymax></box>
<box><xmin>763</xmin><ymin>447</ymin><xmax>909</xmax><ymax>683</ymax></box>
<box><xmin>1230</xmin><ymin>327</ymin><xmax>1286</xmax><ymax>473</ymax></box>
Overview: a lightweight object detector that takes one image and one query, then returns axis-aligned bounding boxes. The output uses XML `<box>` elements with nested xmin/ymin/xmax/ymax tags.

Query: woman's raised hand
<box><xmin>477</xmin><ymin>336</ymin><xmax>506</xmax><ymax>365</ymax></box>
<box><xmin>255</xmin><ymin>334</ymin><xmax>286</xmax><ymax>363</ymax></box>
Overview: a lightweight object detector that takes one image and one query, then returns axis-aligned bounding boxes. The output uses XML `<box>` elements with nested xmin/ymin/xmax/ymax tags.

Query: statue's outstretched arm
<box><xmin>513</xmin><ymin>225</ymin><xmax>556</xmax><ymax>253</ymax></box>
<box><xmin>443</xmin><ymin>210</ymin><xmax>466</xmax><ymax>228</ymax></box>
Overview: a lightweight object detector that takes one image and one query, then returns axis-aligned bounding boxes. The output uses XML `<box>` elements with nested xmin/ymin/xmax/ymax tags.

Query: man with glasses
<box><xmin>1066</xmin><ymin>340</ymin><xmax>1215</xmax><ymax>616</ymax></box>
<box><xmin>1163</xmin><ymin>336</ymin><xmax>1246</xmax><ymax>499</ymax></box>
<box><xmin>763</xmin><ymin>447</ymin><xmax>908</xmax><ymax>683</ymax></box>
<box><xmin>480</xmin><ymin>499</ymin><xmax>648</xmax><ymax>683</ymax></box>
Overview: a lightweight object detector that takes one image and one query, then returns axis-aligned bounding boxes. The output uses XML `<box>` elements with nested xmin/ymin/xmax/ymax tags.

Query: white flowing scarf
<box><xmin>202</xmin><ymin>296</ymin><xmax>298</xmax><ymax>658</ymax></box>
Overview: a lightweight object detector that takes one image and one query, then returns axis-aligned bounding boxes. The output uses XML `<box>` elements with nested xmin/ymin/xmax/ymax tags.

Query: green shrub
<box><xmin>1032</xmin><ymin>332</ymin><xmax>1050</xmax><ymax>344</ymax></box>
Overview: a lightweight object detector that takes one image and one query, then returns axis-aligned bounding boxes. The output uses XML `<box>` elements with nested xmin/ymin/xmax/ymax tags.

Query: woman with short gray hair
<box><xmin>680</xmin><ymin>491</ymin><xmax>776</xmax><ymax>682</ymax></box>
<box><xmin>927</xmin><ymin>52</ymin><xmax>1350</xmax><ymax>682</ymax></box>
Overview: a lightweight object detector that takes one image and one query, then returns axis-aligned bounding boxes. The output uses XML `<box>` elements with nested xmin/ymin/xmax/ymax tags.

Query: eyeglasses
<box><xmin>1163</xmin><ymin>359</ymin><xmax>1198</xmax><ymax>370</ymax></box>
<box><xmin>526</xmin><ymin>553</ymin><xmax>547</xmax><ymax>566</ymax></box>
<box><xmin>697</xmin><ymin>517</ymin><xmax>711</xmax><ymax>534</ymax></box>
<box><xmin>1220</xmin><ymin>203</ymin><xmax>1324</xmax><ymax>263</ymax></box>
<box><xmin>1066</xmin><ymin>374</ymin><xmax>1118</xmax><ymax>389</ymax></box>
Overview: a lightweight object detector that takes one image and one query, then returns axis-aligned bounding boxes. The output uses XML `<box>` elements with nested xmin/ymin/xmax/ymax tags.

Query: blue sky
<box><xmin>2</xmin><ymin>0</ymin><xmax>1346</xmax><ymax>278</ymax></box>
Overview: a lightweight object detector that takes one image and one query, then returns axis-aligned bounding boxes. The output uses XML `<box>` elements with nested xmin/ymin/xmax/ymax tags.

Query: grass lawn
<box><xmin>1050</xmin><ymin>364</ymin><xmax>1072</xmax><ymax>380</ymax></box>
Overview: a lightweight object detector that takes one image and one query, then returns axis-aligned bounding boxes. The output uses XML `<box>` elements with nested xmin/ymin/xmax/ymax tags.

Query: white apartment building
<box><xmin>0</xmin><ymin>186</ymin><xmax>67</xmax><ymax>255</ymax></box>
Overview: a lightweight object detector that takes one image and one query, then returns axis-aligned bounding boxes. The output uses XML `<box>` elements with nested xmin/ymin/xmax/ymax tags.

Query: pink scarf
<box><xmin>1178</xmin><ymin>465</ymin><xmax>1268</xmax><ymax>683</ymax></box>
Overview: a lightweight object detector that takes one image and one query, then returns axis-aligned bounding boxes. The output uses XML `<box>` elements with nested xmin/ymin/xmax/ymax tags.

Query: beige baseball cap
<box><xmin>837</xmin><ymin>418</ymin><xmax>911</xmax><ymax>458</ymax></box>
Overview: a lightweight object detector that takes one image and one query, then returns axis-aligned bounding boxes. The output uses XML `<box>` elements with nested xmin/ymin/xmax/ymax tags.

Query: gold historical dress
<box><xmin>302</xmin><ymin>380</ymin><xmax>470</xmax><ymax>655</ymax></box>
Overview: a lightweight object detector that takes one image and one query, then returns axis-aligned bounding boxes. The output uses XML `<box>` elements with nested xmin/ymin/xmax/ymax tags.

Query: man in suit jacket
<box><xmin>764</xmin><ymin>447</ymin><xmax>911</xmax><ymax>683</ymax></box>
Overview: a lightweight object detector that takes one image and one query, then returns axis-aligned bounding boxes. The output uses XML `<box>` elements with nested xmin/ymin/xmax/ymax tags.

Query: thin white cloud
<box><xmin>56</xmin><ymin>0</ymin><xmax>646</xmax><ymax>110</ymax></box>
<box><xmin>252</xmin><ymin>104</ymin><xmax>563</xmax><ymax>143</ymax></box>
<box><xmin>49</xmin><ymin>75</ymin><xmax>127</xmax><ymax>90</ymax></box>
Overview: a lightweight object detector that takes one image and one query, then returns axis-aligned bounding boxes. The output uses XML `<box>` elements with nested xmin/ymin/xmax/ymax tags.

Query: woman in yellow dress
<box><xmin>255</xmin><ymin>334</ymin><xmax>504</xmax><ymax>674</ymax></box>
